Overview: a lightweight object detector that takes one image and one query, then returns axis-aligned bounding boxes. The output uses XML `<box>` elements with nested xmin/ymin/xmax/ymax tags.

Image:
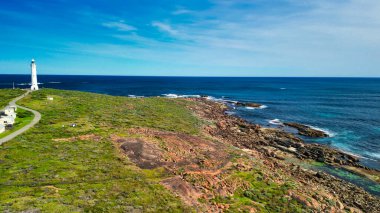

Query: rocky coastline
<box><xmin>284</xmin><ymin>122</ymin><xmax>330</xmax><ymax>138</ymax></box>
<box><xmin>186</xmin><ymin>97</ymin><xmax>380</xmax><ymax>212</ymax></box>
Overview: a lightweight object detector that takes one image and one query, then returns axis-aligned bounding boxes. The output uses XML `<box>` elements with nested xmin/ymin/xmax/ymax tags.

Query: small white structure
<box><xmin>4</xmin><ymin>106</ymin><xmax>17</xmax><ymax>118</ymax></box>
<box><xmin>31</xmin><ymin>59</ymin><xmax>39</xmax><ymax>91</ymax></box>
<box><xmin>0</xmin><ymin>124</ymin><xmax>5</xmax><ymax>134</ymax></box>
<box><xmin>47</xmin><ymin>96</ymin><xmax>54</xmax><ymax>101</ymax></box>
<box><xmin>0</xmin><ymin>116</ymin><xmax>15</xmax><ymax>125</ymax></box>
<box><xmin>0</xmin><ymin>104</ymin><xmax>18</xmax><ymax>132</ymax></box>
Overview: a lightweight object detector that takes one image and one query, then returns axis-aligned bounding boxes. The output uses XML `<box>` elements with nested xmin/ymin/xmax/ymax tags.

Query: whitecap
<box><xmin>259</xmin><ymin>105</ymin><xmax>268</xmax><ymax>109</ymax></box>
<box><xmin>245</xmin><ymin>105</ymin><xmax>267</xmax><ymax>110</ymax></box>
<box><xmin>280</xmin><ymin>88</ymin><xmax>286</xmax><ymax>90</ymax></box>
<box><xmin>17</xmin><ymin>82</ymin><xmax>44</xmax><ymax>86</ymax></box>
<box><xmin>364</xmin><ymin>152</ymin><xmax>380</xmax><ymax>160</ymax></box>
<box><xmin>203</xmin><ymin>95</ymin><xmax>229</xmax><ymax>103</ymax></box>
<box><xmin>224</xmin><ymin>99</ymin><xmax>238</xmax><ymax>104</ymax></box>
<box><xmin>128</xmin><ymin>95</ymin><xmax>144</xmax><ymax>98</ymax></box>
<box><xmin>162</xmin><ymin>94</ymin><xmax>201</xmax><ymax>98</ymax></box>
<box><xmin>205</xmin><ymin>96</ymin><xmax>222</xmax><ymax>101</ymax></box>
<box><xmin>163</xmin><ymin>94</ymin><xmax>179</xmax><ymax>98</ymax></box>
<box><xmin>339</xmin><ymin>150</ymin><xmax>366</xmax><ymax>159</ymax></box>
<box><xmin>182</xmin><ymin>94</ymin><xmax>201</xmax><ymax>98</ymax></box>
<box><xmin>269</xmin><ymin>119</ymin><xmax>283</xmax><ymax>125</ymax></box>
<box><xmin>307</xmin><ymin>125</ymin><xmax>335</xmax><ymax>137</ymax></box>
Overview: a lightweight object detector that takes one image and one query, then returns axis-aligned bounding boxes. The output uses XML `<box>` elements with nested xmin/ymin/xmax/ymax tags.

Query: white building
<box><xmin>4</xmin><ymin>106</ymin><xmax>17</xmax><ymax>118</ymax></box>
<box><xmin>31</xmin><ymin>59</ymin><xmax>39</xmax><ymax>91</ymax></box>
<box><xmin>0</xmin><ymin>103</ymin><xmax>18</xmax><ymax>131</ymax></box>
<box><xmin>0</xmin><ymin>124</ymin><xmax>5</xmax><ymax>134</ymax></box>
<box><xmin>0</xmin><ymin>116</ymin><xmax>15</xmax><ymax>125</ymax></box>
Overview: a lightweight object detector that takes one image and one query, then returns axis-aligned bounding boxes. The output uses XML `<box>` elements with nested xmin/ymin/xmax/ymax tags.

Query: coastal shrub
<box><xmin>214</xmin><ymin>170</ymin><xmax>305</xmax><ymax>212</ymax></box>
<box><xmin>0</xmin><ymin>89</ymin><xmax>24</xmax><ymax>108</ymax></box>
<box><xmin>16</xmin><ymin>109</ymin><xmax>33</xmax><ymax>118</ymax></box>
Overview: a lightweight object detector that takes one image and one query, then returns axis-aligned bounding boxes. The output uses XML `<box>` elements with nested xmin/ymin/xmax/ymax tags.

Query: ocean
<box><xmin>1</xmin><ymin>75</ymin><xmax>380</xmax><ymax>170</ymax></box>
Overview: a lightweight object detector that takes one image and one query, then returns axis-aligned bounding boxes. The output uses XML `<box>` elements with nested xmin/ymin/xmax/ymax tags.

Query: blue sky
<box><xmin>0</xmin><ymin>0</ymin><xmax>379</xmax><ymax>76</ymax></box>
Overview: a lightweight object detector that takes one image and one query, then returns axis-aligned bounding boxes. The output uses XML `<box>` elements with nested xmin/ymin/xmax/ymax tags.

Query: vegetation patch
<box><xmin>0</xmin><ymin>89</ymin><xmax>24</xmax><ymax>109</ymax></box>
<box><xmin>211</xmin><ymin>170</ymin><xmax>305</xmax><ymax>213</ymax></box>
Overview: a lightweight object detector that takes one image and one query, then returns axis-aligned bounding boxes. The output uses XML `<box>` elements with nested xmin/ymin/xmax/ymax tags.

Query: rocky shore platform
<box><xmin>185</xmin><ymin>98</ymin><xmax>380</xmax><ymax>212</ymax></box>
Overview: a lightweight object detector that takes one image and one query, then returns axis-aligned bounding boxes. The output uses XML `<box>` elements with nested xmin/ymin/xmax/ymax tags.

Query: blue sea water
<box><xmin>1</xmin><ymin>75</ymin><xmax>380</xmax><ymax>170</ymax></box>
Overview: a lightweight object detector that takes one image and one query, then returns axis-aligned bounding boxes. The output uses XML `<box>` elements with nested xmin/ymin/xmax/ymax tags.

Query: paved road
<box><xmin>0</xmin><ymin>90</ymin><xmax>41</xmax><ymax>145</ymax></box>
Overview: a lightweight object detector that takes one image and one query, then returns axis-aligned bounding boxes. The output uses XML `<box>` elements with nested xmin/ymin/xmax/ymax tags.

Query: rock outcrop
<box><xmin>284</xmin><ymin>122</ymin><xmax>329</xmax><ymax>138</ymax></box>
<box><xmin>235</xmin><ymin>102</ymin><xmax>262</xmax><ymax>108</ymax></box>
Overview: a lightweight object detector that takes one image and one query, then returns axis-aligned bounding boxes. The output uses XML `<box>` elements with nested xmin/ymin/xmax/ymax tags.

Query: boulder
<box><xmin>235</xmin><ymin>102</ymin><xmax>263</xmax><ymax>108</ymax></box>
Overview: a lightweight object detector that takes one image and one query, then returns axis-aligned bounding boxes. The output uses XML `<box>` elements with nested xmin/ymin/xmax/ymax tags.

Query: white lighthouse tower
<box><xmin>30</xmin><ymin>59</ymin><xmax>39</xmax><ymax>91</ymax></box>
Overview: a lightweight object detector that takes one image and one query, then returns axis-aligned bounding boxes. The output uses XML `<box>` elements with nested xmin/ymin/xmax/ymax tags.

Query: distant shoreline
<box><xmin>1</xmin><ymin>74</ymin><xmax>380</xmax><ymax>78</ymax></box>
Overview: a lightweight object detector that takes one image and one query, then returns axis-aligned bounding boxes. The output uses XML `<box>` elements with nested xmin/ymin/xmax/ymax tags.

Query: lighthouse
<box><xmin>30</xmin><ymin>59</ymin><xmax>39</xmax><ymax>91</ymax></box>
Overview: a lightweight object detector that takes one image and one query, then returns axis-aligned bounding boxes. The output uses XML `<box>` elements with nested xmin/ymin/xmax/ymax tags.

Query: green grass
<box><xmin>212</xmin><ymin>170</ymin><xmax>306</xmax><ymax>213</ymax></box>
<box><xmin>0</xmin><ymin>89</ymin><xmax>25</xmax><ymax>109</ymax></box>
<box><xmin>0</xmin><ymin>108</ymin><xmax>34</xmax><ymax>138</ymax></box>
<box><xmin>0</xmin><ymin>89</ymin><xmax>199</xmax><ymax>212</ymax></box>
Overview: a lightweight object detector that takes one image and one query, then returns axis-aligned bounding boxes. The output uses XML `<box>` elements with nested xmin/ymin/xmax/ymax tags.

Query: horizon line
<box><xmin>0</xmin><ymin>74</ymin><xmax>380</xmax><ymax>78</ymax></box>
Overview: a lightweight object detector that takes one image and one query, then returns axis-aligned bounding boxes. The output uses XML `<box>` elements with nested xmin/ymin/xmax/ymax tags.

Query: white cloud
<box><xmin>71</xmin><ymin>0</ymin><xmax>380</xmax><ymax>76</ymax></box>
<box><xmin>172</xmin><ymin>9</ymin><xmax>193</xmax><ymax>15</ymax></box>
<box><xmin>151</xmin><ymin>21</ymin><xmax>178</xmax><ymax>36</ymax></box>
<box><xmin>102</xmin><ymin>21</ymin><xmax>136</xmax><ymax>31</ymax></box>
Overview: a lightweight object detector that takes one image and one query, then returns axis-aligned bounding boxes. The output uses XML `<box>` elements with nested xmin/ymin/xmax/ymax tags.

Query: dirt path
<box><xmin>0</xmin><ymin>90</ymin><xmax>41</xmax><ymax>145</ymax></box>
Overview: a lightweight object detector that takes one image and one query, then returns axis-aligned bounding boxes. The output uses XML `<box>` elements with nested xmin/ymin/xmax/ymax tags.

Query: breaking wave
<box><xmin>128</xmin><ymin>95</ymin><xmax>144</xmax><ymax>98</ymax></box>
<box><xmin>307</xmin><ymin>125</ymin><xmax>336</xmax><ymax>137</ymax></box>
<box><xmin>162</xmin><ymin>94</ymin><xmax>201</xmax><ymax>98</ymax></box>
<box><xmin>17</xmin><ymin>82</ymin><xmax>44</xmax><ymax>85</ymax></box>
<box><xmin>269</xmin><ymin>119</ymin><xmax>283</xmax><ymax>125</ymax></box>
<box><xmin>245</xmin><ymin>105</ymin><xmax>268</xmax><ymax>110</ymax></box>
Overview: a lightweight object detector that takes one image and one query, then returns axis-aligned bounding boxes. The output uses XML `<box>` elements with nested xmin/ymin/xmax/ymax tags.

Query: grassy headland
<box><xmin>0</xmin><ymin>89</ymin><xmax>378</xmax><ymax>212</ymax></box>
<box><xmin>0</xmin><ymin>89</ymin><xmax>197</xmax><ymax>212</ymax></box>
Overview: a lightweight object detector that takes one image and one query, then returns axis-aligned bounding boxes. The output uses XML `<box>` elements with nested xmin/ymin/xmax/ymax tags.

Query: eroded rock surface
<box><xmin>284</xmin><ymin>122</ymin><xmax>329</xmax><ymax>138</ymax></box>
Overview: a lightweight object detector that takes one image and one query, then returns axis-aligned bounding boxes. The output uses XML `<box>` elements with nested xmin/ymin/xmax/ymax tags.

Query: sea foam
<box><xmin>307</xmin><ymin>125</ymin><xmax>336</xmax><ymax>137</ymax></box>
<box><xmin>128</xmin><ymin>95</ymin><xmax>144</xmax><ymax>98</ymax></box>
<box><xmin>269</xmin><ymin>119</ymin><xmax>283</xmax><ymax>125</ymax></box>
<box><xmin>162</xmin><ymin>94</ymin><xmax>201</xmax><ymax>98</ymax></box>
<box><xmin>246</xmin><ymin>105</ymin><xmax>267</xmax><ymax>110</ymax></box>
<box><xmin>364</xmin><ymin>152</ymin><xmax>380</xmax><ymax>160</ymax></box>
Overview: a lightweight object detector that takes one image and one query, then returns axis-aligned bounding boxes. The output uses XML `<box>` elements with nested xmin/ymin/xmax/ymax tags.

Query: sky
<box><xmin>0</xmin><ymin>0</ymin><xmax>380</xmax><ymax>77</ymax></box>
